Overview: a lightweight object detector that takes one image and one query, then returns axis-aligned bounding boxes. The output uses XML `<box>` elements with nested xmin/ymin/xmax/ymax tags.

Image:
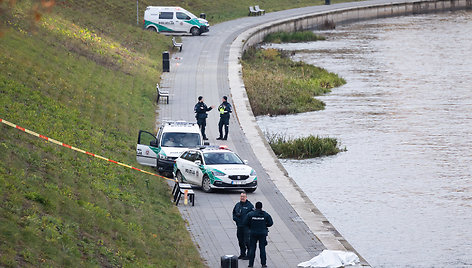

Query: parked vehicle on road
<box><xmin>136</xmin><ymin>121</ymin><xmax>208</xmax><ymax>172</ymax></box>
<box><xmin>144</xmin><ymin>6</ymin><xmax>209</xmax><ymax>36</ymax></box>
<box><xmin>173</xmin><ymin>146</ymin><xmax>258</xmax><ymax>193</ymax></box>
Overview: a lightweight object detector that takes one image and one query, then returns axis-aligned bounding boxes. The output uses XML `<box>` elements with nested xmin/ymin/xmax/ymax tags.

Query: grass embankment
<box><xmin>0</xmin><ymin>1</ymin><xmax>203</xmax><ymax>267</ymax></box>
<box><xmin>266</xmin><ymin>133</ymin><xmax>345</xmax><ymax>159</ymax></box>
<box><xmin>242</xmin><ymin>47</ymin><xmax>345</xmax><ymax>116</ymax></box>
<box><xmin>264</xmin><ymin>31</ymin><xmax>326</xmax><ymax>43</ymax></box>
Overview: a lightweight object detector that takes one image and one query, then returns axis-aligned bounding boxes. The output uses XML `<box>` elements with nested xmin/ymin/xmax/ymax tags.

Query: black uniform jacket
<box><xmin>233</xmin><ymin>200</ymin><xmax>254</xmax><ymax>227</ymax></box>
<box><xmin>194</xmin><ymin>102</ymin><xmax>212</xmax><ymax>119</ymax></box>
<box><xmin>244</xmin><ymin>209</ymin><xmax>273</xmax><ymax>235</ymax></box>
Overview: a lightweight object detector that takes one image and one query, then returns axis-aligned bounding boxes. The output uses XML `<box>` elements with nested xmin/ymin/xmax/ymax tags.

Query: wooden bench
<box><xmin>156</xmin><ymin>83</ymin><xmax>169</xmax><ymax>104</ymax></box>
<box><xmin>248</xmin><ymin>6</ymin><xmax>259</xmax><ymax>16</ymax></box>
<box><xmin>172</xmin><ymin>37</ymin><xmax>182</xmax><ymax>52</ymax></box>
<box><xmin>172</xmin><ymin>182</ymin><xmax>195</xmax><ymax>206</ymax></box>
<box><xmin>254</xmin><ymin>5</ymin><xmax>265</xmax><ymax>15</ymax></box>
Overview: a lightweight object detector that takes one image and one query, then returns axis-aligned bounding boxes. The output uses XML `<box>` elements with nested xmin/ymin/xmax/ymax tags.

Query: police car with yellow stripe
<box><xmin>173</xmin><ymin>146</ymin><xmax>257</xmax><ymax>193</ymax></box>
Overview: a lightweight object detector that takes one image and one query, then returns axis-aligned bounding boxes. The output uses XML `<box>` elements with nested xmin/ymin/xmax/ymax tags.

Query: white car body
<box><xmin>173</xmin><ymin>146</ymin><xmax>257</xmax><ymax>192</ymax></box>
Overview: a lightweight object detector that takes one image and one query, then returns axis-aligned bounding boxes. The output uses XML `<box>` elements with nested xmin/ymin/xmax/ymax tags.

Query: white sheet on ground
<box><xmin>297</xmin><ymin>250</ymin><xmax>360</xmax><ymax>268</ymax></box>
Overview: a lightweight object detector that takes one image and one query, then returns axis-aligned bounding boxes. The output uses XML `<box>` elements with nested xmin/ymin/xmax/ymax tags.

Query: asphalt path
<box><xmin>156</xmin><ymin>1</ymin><xmax>398</xmax><ymax>266</ymax></box>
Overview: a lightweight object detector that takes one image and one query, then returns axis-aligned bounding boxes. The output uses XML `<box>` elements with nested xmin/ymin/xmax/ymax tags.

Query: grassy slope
<box><xmin>0</xmin><ymin>0</ymin><xmax>351</xmax><ymax>266</ymax></box>
<box><xmin>0</xmin><ymin>1</ymin><xmax>203</xmax><ymax>267</ymax></box>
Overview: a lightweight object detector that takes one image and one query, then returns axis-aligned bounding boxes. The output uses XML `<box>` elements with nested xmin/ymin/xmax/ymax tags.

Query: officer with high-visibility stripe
<box><xmin>216</xmin><ymin>96</ymin><xmax>232</xmax><ymax>140</ymax></box>
<box><xmin>244</xmin><ymin>201</ymin><xmax>273</xmax><ymax>268</ymax></box>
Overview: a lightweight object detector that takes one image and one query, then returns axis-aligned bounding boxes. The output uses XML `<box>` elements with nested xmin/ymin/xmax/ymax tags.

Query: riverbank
<box><xmin>228</xmin><ymin>0</ymin><xmax>471</xmax><ymax>266</ymax></box>
<box><xmin>241</xmin><ymin>47</ymin><xmax>345</xmax><ymax>116</ymax></box>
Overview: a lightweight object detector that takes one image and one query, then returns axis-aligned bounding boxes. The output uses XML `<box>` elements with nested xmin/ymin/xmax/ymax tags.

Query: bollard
<box><xmin>162</xmin><ymin>51</ymin><xmax>170</xmax><ymax>72</ymax></box>
<box><xmin>200</xmin><ymin>13</ymin><xmax>206</xmax><ymax>19</ymax></box>
<box><xmin>184</xmin><ymin>189</ymin><xmax>188</xmax><ymax>205</ymax></box>
<box><xmin>325</xmin><ymin>0</ymin><xmax>331</xmax><ymax>4</ymax></box>
<box><xmin>221</xmin><ymin>255</ymin><xmax>238</xmax><ymax>268</ymax></box>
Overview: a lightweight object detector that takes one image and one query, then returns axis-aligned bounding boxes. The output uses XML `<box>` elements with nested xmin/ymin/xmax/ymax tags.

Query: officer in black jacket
<box><xmin>244</xmin><ymin>201</ymin><xmax>273</xmax><ymax>268</ymax></box>
<box><xmin>194</xmin><ymin>96</ymin><xmax>214</xmax><ymax>140</ymax></box>
<box><xmin>232</xmin><ymin>192</ymin><xmax>254</xmax><ymax>260</ymax></box>
<box><xmin>216</xmin><ymin>96</ymin><xmax>232</xmax><ymax>140</ymax></box>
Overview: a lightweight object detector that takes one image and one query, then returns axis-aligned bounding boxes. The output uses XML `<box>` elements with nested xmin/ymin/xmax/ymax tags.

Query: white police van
<box><xmin>173</xmin><ymin>146</ymin><xmax>258</xmax><ymax>193</ymax></box>
<box><xmin>144</xmin><ymin>6</ymin><xmax>209</xmax><ymax>36</ymax></box>
<box><xmin>136</xmin><ymin>121</ymin><xmax>208</xmax><ymax>173</ymax></box>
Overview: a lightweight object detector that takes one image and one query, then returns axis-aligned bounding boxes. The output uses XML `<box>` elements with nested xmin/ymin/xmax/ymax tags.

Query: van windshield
<box><xmin>161</xmin><ymin>132</ymin><xmax>201</xmax><ymax>148</ymax></box>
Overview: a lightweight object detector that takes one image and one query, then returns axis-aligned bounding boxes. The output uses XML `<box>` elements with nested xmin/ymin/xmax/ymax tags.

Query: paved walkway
<box><xmin>156</xmin><ymin>1</ymin><xmax>402</xmax><ymax>266</ymax></box>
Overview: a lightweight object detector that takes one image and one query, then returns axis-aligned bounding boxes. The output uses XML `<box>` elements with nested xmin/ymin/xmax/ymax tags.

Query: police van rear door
<box><xmin>136</xmin><ymin>130</ymin><xmax>159</xmax><ymax>167</ymax></box>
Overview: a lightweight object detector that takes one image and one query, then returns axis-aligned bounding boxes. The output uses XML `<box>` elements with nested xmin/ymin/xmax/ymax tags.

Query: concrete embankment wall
<box><xmin>243</xmin><ymin>0</ymin><xmax>471</xmax><ymax>50</ymax></box>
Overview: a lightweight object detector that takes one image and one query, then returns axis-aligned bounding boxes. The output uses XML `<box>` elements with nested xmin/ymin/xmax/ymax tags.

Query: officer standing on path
<box><xmin>232</xmin><ymin>192</ymin><xmax>254</xmax><ymax>260</ymax></box>
<box><xmin>244</xmin><ymin>201</ymin><xmax>273</xmax><ymax>268</ymax></box>
<box><xmin>216</xmin><ymin>96</ymin><xmax>232</xmax><ymax>140</ymax></box>
<box><xmin>194</xmin><ymin>96</ymin><xmax>214</xmax><ymax>140</ymax></box>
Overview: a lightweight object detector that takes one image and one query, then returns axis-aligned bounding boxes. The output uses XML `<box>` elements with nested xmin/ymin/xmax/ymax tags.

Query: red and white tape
<box><xmin>1</xmin><ymin>118</ymin><xmax>176</xmax><ymax>182</ymax></box>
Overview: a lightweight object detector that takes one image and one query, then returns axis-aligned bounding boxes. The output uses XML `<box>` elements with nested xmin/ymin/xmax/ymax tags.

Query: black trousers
<box><xmin>248</xmin><ymin>233</ymin><xmax>268</xmax><ymax>266</ymax></box>
<box><xmin>197</xmin><ymin>118</ymin><xmax>207</xmax><ymax>139</ymax></box>
<box><xmin>218</xmin><ymin>117</ymin><xmax>229</xmax><ymax>139</ymax></box>
<box><xmin>237</xmin><ymin>227</ymin><xmax>250</xmax><ymax>256</ymax></box>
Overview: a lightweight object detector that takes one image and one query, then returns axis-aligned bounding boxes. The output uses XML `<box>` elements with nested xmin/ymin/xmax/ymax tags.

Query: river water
<box><xmin>258</xmin><ymin>11</ymin><xmax>472</xmax><ymax>267</ymax></box>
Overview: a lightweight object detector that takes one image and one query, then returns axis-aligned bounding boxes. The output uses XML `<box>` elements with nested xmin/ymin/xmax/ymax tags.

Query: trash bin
<box><xmin>162</xmin><ymin>51</ymin><xmax>170</xmax><ymax>72</ymax></box>
<box><xmin>200</xmin><ymin>13</ymin><xmax>206</xmax><ymax>19</ymax></box>
<box><xmin>325</xmin><ymin>0</ymin><xmax>330</xmax><ymax>5</ymax></box>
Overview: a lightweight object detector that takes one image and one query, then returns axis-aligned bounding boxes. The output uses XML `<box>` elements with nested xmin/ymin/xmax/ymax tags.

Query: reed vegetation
<box><xmin>263</xmin><ymin>31</ymin><xmax>326</xmax><ymax>43</ymax></box>
<box><xmin>266</xmin><ymin>133</ymin><xmax>345</xmax><ymax>159</ymax></box>
<box><xmin>241</xmin><ymin>47</ymin><xmax>345</xmax><ymax>116</ymax></box>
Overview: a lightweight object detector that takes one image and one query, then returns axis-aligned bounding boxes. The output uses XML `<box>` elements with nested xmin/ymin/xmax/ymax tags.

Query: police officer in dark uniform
<box><xmin>232</xmin><ymin>192</ymin><xmax>254</xmax><ymax>260</ymax></box>
<box><xmin>194</xmin><ymin>96</ymin><xmax>214</xmax><ymax>140</ymax></box>
<box><xmin>244</xmin><ymin>201</ymin><xmax>273</xmax><ymax>268</ymax></box>
<box><xmin>216</xmin><ymin>96</ymin><xmax>232</xmax><ymax>140</ymax></box>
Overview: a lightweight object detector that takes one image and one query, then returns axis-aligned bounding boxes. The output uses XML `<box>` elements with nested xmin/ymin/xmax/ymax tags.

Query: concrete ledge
<box><xmin>228</xmin><ymin>0</ymin><xmax>471</xmax><ymax>265</ymax></box>
<box><xmin>242</xmin><ymin>0</ymin><xmax>471</xmax><ymax>49</ymax></box>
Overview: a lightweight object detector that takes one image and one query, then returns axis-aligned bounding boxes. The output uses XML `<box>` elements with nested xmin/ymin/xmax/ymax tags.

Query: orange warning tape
<box><xmin>1</xmin><ymin>118</ymin><xmax>176</xmax><ymax>182</ymax></box>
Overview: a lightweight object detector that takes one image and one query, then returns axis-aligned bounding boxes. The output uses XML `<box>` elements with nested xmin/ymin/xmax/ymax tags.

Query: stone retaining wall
<box><xmin>243</xmin><ymin>0</ymin><xmax>471</xmax><ymax>50</ymax></box>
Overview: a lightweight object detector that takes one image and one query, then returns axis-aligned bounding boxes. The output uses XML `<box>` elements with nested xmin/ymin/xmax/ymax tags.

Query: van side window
<box><xmin>159</xmin><ymin>12</ymin><xmax>173</xmax><ymax>20</ymax></box>
<box><xmin>176</xmin><ymin>12</ymin><xmax>191</xmax><ymax>20</ymax></box>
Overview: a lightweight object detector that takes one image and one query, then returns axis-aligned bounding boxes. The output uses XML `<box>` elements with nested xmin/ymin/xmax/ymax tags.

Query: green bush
<box><xmin>266</xmin><ymin>133</ymin><xmax>346</xmax><ymax>159</ymax></box>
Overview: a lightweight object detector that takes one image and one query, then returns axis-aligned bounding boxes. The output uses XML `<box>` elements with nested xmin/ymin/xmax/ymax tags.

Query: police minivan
<box><xmin>144</xmin><ymin>6</ymin><xmax>210</xmax><ymax>36</ymax></box>
<box><xmin>136</xmin><ymin>121</ymin><xmax>209</xmax><ymax>172</ymax></box>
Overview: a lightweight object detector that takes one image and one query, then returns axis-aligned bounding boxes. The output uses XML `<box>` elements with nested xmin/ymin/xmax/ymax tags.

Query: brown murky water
<box><xmin>258</xmin><ymin>11</ymin><xmax>472</xmax><ymax>267</ymax></box>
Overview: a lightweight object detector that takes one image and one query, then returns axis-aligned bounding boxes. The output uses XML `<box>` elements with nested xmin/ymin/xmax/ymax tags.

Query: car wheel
<box><xmin>176</xmin><ymin>170</ymin><xmax>184</xmax><ymax>182</ymax></box>
<box><xmin>147</xmin><ymin>26</ymin><xmax>157</xmax><ymax>32</ymax></box>
<box><xmin>244</xmin><ymin>188</ymin><xmax>256</xmax><ymax>193</ymax></box>
<box><xmin>202</xmin><ymin>175</ymin><xmax>212</xmax><ymax>193</ymax></box>
<box><xmin>190</xmin><ymin>27</ymin><xmax>200</xmax><ymax>36</ymax></box>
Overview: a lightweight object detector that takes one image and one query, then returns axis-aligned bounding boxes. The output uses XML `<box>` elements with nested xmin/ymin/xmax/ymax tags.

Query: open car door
<box><xmin>136</xmin><ymin>130</ymin><xmax>159</xmax><ymax>167</ymax></box>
